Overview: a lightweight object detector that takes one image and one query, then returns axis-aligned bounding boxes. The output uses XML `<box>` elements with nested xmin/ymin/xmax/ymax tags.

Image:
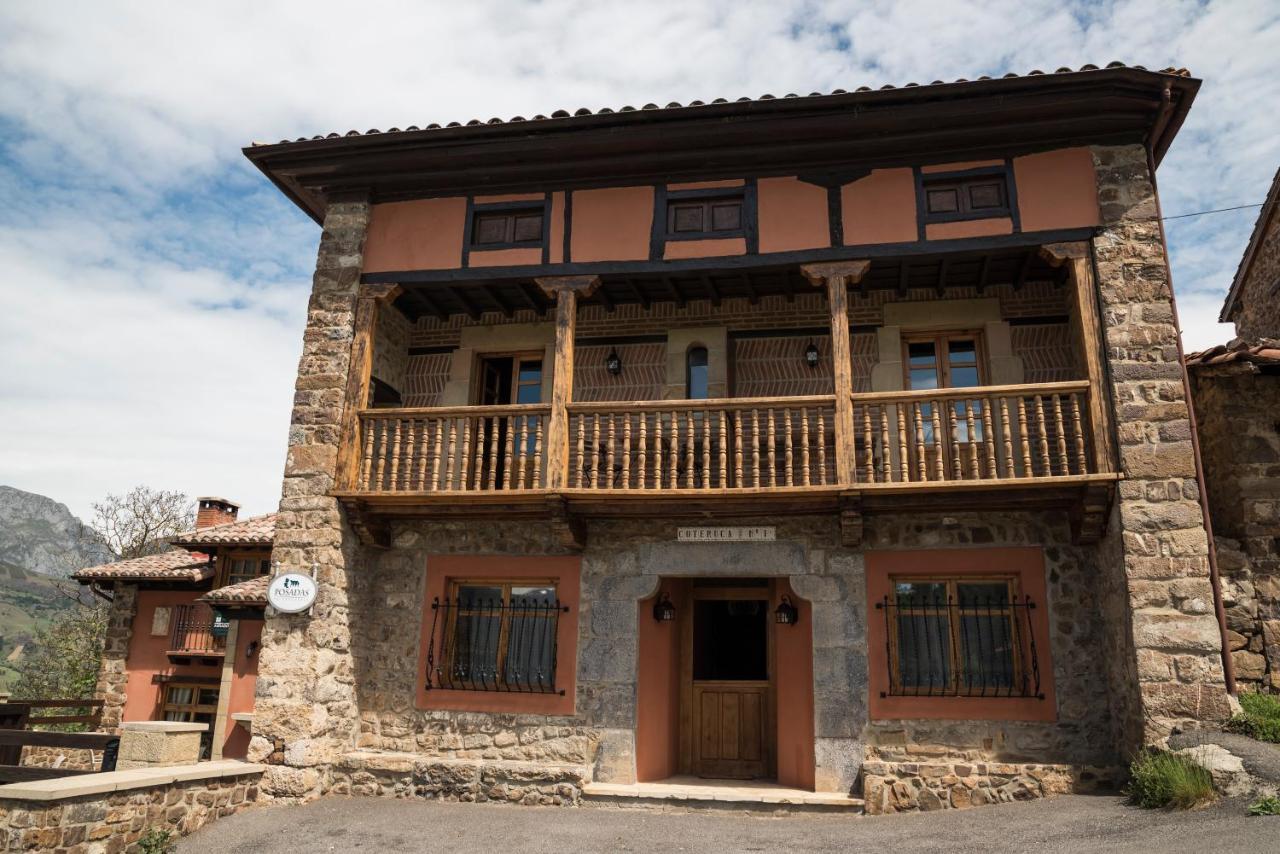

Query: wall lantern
<box><xmin>606</xmin><ymin>348</ymin><xmax>623</xmax><ymax>376</ymax></box>
<box><xmin>775</xmin><ymin>596</ymin><xmax>800</xmax><ymax>625</ymax></box>
<box><xmin>652</xmin><ymin>592</ymin><xmax>676</xmax><ymax>622</ymax></box>
<box><xmin>804</xmin><ymin>340</ymin><xmax>820</xmax><ymax>368</ymax></box>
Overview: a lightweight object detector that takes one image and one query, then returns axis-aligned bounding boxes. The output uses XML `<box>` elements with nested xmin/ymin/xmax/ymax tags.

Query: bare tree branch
<box><xmin>88</xmin><ymin>486</ymin><xmax>195</xmax><ymax>560</ymax></box>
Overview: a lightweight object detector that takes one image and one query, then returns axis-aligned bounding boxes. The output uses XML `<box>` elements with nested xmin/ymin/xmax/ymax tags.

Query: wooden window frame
<box><xmin>663</xmin><ymin>188</ymin><xmax>747</xmax><ymax>241</ymax></box>
<box><xmin>215</xmin><ymin>551</ymin><xmax>271</xmax><ymax>589</ymax></box>
<box><xmin>471</xmin><ymin>350</ymin><xmax>545</xmax><ymax>406</ymax></box>
<box><xmin>444</xmin><ymin>578</ymin><xmax>559</xmax><ymax>689</ymax></box>
<box><xmin>159</xmin><ymin>682</ymin><xmax>219</xmax><ymax>722</ymax></box>
<box><xmin>901</xmin><ymin>330</ymin><xmax>988</xmax><ymax>391</ymax></box>
<box><xmin>918</xmin><ymin>166</ymin><xmax>1013</xmax><ymax>225</ymax></box>
<box><xmin>466</xmin><ymin>201</ymin><xmax>549</xmax><ymax>250</ymax></box>
<box><xmin>418</xmin><ymin>555</ymin><xmax>580</xmax><ymax>716</ymax></box>
<box><xmin>885</xmin><ymin>575</ymin><xmax>1023</xmax><ymax>697</ymax></box>
<box><xmin>866</xmin><ymin>547</ymin><xmax>1056</xmax><ymax>722</ymax></box>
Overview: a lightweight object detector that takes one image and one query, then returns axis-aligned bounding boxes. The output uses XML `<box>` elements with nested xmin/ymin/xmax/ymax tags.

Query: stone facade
<box><xmin>1224</xmin><ymin>171</ymin><xmax>1280</xmax><ymax>340</ymax></box>
<box><xmin>861</xmin><ymin>759</ymin><xmax>1119</xmax><ymax>815</ymax></box>
<box><xmin>0</xmin><ymin>773</ymin><xmax>258</xmax><ymax>853</ymax></box>
<box><xmin>94</xmin><ymin>585</ymin><xmax>137</xmax><ymax>733</ymax></box>
<box><xmin>1089</xmin><ymin>143</ymin><xmax>1231</xmax><ymax>750</ymax></box>
<box><xmin>1190</xmin><ymin>360</ymin><xmax>1280</xmax><ymax>691</ymax></box>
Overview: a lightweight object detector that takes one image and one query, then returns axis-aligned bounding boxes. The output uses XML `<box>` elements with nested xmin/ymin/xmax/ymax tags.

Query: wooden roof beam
<box><xmin>449</xmin><ymin>286</ymin><xmax>483</xmax><ymax>321</ymax></box>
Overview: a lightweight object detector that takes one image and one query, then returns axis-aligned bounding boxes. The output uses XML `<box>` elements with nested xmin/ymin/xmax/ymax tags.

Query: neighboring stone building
<box><xmin>73</xmin><ymin>499</ymin><xmax>275</xmax><ymax>761</ymax></box>
<box><xmin>1220</xmin><ymin>167</ymin><xmax>1280</xmax><ymax>340</ymax></box>
<box><xmin>234</xmin><ymin>64</ymin><xmax>1233</xmax><ymax>811</ymax></box>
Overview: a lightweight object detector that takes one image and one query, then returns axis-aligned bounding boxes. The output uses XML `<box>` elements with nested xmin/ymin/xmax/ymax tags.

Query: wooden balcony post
<box><xmin>802</xmin><ymin>261</ymin><xmax>871</xmax><ymax>486</ymax></box>
<box><xmin>1040</xmin><ymin>243</ymin><xmax>1114</xmax><ymax>473</ymax></box>
<box><xmin>535</xmin><ymin>275</ymin><xmax>601</xmax><ymax>491</ymax></box>
<box><xmin>336</xmin><ymin>283</ymin><xmax>401</xmax><ymax>491</ymax></box>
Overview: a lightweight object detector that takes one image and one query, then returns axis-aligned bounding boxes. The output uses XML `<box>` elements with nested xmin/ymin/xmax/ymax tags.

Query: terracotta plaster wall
<box><xmin>1013</xmin><ymin>147</ymin><xmax>1100</xmax><ymax>232</ymax></box>
<box><xmin>363</xmin><ymin>198</ymin><xmax>466</xmax><ymax>273</ymax></box>
<box><xmin>222</xmin><ymin>619</ymin><xmax>263</xmax><ymax>760</ymax></box>
<box><xmin>570</xmin><ymin>186</ymin><xmax>653</xmax><ymax>261</ymax></box>
<box><xmin>842</xmin><ymin>169</ymin><xmax>917</xmax><ymax>246</ymax></box>
<box><xmin>757</xmin><ymin>177</ymin><xmax>830</xmax><ymax>253</ymax></box>
<box><xmin>122</xmin><ymin>590</ymin><xmax>222</xmax><ymax>724</ymax></box>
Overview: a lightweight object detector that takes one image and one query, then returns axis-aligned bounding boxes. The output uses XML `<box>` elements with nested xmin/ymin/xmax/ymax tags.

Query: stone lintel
<box><xmin>0</xmin><ymin>760</ymin><xmax>265</xmax><ymax>802</ymax></box>
<box><xmin>120</xmin><ymin>721</ymin><xmax>208</xmax><ymax>733</ymax></box>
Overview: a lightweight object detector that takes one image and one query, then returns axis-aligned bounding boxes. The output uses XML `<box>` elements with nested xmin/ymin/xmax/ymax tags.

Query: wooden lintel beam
<box><xmin>483</xmin><ymin>284</ymin><xmax>514</xmax><ymax>319</ymax></box>
<box><xmin>449</xmin><ymin>286</ymin><xmax>483</xmax><ymax>320</ymax></box>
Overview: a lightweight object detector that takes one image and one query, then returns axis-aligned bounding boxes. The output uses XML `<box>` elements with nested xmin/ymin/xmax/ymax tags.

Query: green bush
<box><xmin>138</xmin><ymin>827</ymin><xmax>173</xmax><ymax>854</ymax></box>
<box><xmin>1126</xmin><ymin>750</ymin><xmax>1216</xmax><ymax>809</ymax></box>
<box><xmin>1249</xmin><ymin>796</ymin><xmax>1280</xmax><ymax>816</ymax></box>
<box><xmin>1226</xmin><ymin>692</ymin><xmax>1280</xmax><ymax>743</ymax></box>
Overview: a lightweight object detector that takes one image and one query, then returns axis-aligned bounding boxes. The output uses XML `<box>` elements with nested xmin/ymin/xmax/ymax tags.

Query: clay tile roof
<box><xmin>170</xmin><ymin>513</ymin><xmax>277</xmax><ymax>548</ymax></box>
<box><xmin>1184</xmin><ymin>338</ymin><xmax>1280</xmax><ymax>369</ymax></box>
<box><xmin>72</xmin><ymin>550</ymin><xmax>214</xmax><ymax>583</ymax></box>
<box><xmin>197</xmin><ymin>575</ymin><xmax>270</xmax><ymax>608</ymax></box>
<box><xmin>252</xmin><ymin>63</ymin><xmax>1193</xmax><ymax>147</ymax></box>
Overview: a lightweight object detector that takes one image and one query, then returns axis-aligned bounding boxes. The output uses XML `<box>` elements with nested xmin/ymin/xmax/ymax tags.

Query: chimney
<box><xmin>195</xmin><ymin>497</ymin><xmax>240</xmax><ymax>530</ymax></box>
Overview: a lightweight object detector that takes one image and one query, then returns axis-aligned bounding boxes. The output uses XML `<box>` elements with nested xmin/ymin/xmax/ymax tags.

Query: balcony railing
<box><xmin>348</xmin><ymin>382</ymin><xmax>1096</xmax><ymax>496</ymax></box>
<box><xmin>168</xmin><ymin>604</ymin><xmax>227</xmax><ymax>657</ymax></box>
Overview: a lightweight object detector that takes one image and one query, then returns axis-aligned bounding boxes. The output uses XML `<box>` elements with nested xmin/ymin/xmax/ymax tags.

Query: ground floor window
<box><xmin>429</xmin><ymin>580</ymin><xmax>565</xmax><ymax>694</ymax></box>
<box><xmin>160</xmin><ymin>683</ymin><xmax>218</xmax><ymax>757</ymax></box>
<box><xmin>885</xmin><ymin>577</ymin><xmax>1033</xmax><ymax>697</ymax></box>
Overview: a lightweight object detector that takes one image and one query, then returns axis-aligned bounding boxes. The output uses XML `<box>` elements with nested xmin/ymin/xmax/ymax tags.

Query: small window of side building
<box><xmin>471</xmin><ymin>208</ymin><xmax>545</xmax><ymax>248</ymax></box>
<box><xmin>921</xmin><ymin>173</ymin><xmax>1011</xmax><ymax>223</ymax></box>
<box><xmin>667</xmin><ymin>196</ymin><xmax>744</xmax><ymax>238</ymax></box>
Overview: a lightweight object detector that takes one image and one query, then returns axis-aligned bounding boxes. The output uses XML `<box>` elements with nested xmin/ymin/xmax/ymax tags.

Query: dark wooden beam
<box><xmin>410</xmin><ymin>288</ymin><xmax>448</xmax><ymax>322</ymax></box>
<box><xmin>976</xmin><ymin>255</ymin><xmax>991</xmax><ymax>295</ymax></box>
<box><xmin>449</xmin><ymin>286</ymin><xmax>483</xmax><ymax>320</ymax></box>
<box><xmin>742</xmin><ymin>273</ymin><xmax>760</xmax><ymax>305</ymax></box>
<box><xmin>700</xmin><ymin>274</ymin><xmax>722</xmax><ymax>307</ymax></box>
<box><xmin>1014</xmin><ymin>250</ymin><xmax>1035</xmax><ymax>291</ymax></box>
<box><xmin>935</xmin><ymin>257</ymin><xmax>949</xmax><ymax>297</ymax></box>
<box><xmin>621</xmin><ymin>277</ymin><xmax>650</xmax><ymax>309</ymax></box>
<box><xmin>513</xmin><ymin>281</ymin><xmax>542</xmax><ymax>315</ymax></box>
<box><xmin>660</xmin><ymin>276</ymin><xmax>686</xmax><ymax>308</ymax></box>
<box><xmin>897</xmin><ymin>261</ymin><xmax>910</xmax><ymax>297</ymax></box>
<box><xmin>483</xmin><ymin>284</ymin><xmax>514</xmax><ymax>319</ymax></box>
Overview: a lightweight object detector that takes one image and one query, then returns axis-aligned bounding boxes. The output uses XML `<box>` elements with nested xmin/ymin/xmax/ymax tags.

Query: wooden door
<box><xmin>685</xmin><ymin>587</ymin><xmax>773</xmax><ymax>779</ymax></box>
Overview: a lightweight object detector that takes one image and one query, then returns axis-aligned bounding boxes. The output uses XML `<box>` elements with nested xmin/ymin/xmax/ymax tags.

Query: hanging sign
<box><xmin>267</xmin><ymin>573</ymin><xmax>318</xmax><ymax>614</ymax></box>
<box><xmin>677</xmin><ymin>526</ymin><xmax>776</xmax><ymax>542</ymax></box>
<box><xmin>211</xmin><ymin>610</ymin><xmax>231</xmax><ymax>638</ymax></box>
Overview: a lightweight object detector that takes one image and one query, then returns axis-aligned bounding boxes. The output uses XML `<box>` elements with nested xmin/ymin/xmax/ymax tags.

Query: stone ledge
<box><xmin>583</xmin><ymin>779</ymin><xmax>863</xmax><ymax>810</ymax></box>
<box><xmin>338</xmin><ymin>750</ymin><xmax>589</xmax><ymax>779</ymax></box>
<box><xmin>121</xmin><ymin>720</ymin><xmax>208</xmax><ymax>733</ymax></box>
<box><xmin>0</xmin><ymin>760</ymin><xmax>265</xmax><ymax>802</ymax></box>
<box><xmin>861</xmin><ymin>760</ymin><xmax>1122</xmax><ymax>815</ymax></box>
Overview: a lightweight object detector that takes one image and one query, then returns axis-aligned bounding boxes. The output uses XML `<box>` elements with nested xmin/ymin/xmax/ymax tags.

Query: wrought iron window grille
<box><xmin>875</xmin><ymin>592</ymin><xmax>1044</xmax><ymax>699</ymax></box>
<box><xmin>425</xmin><ymin>595</ymin><xmax>568</xmax><ymax>695</ymax></box>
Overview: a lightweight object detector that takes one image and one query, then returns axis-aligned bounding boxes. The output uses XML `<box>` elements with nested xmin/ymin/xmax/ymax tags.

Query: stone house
<box><xmin>1187</xmin><ymin>165</ymin><xmax>1280</xmax><ymax>694</ymax></box>
<box><xmin>73</xmin><ymin>498</ymin><xmax>274</xmax><ymax>762</ymax></box>
<box><xmin>230</xmin><ymin>63</ymin><xmax>1233</xmax><ymax>812</ymax></box>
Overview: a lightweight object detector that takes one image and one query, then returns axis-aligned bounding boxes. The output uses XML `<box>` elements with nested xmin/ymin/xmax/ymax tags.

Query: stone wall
<box><xmin>861</xmin><ymin>759</ymin><xmax>1120</xmax><ymax>815</ymax></box>
<box><xmin>1230</xmin><ymin>201</ymin><xmax>1280</xmax><ymax>340</ymax></box>
<box><xmin>252</xmin><ymin>200</ymin><xmax>371</xmax><ymax>802</ymax></box>
<box><xmin>0</xmin><ymin>770</ymin><xmax>259</xmax><ymax>852</ymax></box>
<box><xmin>1190</xmin><ymin>363</ymin><xmax>1280</xmax><ymax>691</ymax></box>
<box><xmin>19</xmin><ymin>746</ymin><xmax>97</xmax><ymax>772</ymax></box>
<box><xmin>1089</xmin><ymin>143</ymin><xmax>1231</xmax><ymax>749</ymax></box>
<box><xmin>95</xmin><ymin>584</ymin><xmax>137</xmax><ymax>732</ymax></box>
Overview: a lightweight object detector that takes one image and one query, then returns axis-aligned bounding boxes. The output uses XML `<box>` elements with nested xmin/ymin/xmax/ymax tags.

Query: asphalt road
<box><xmin>179</xmin><ymin>794</ymin><xmax>1278</xmax><ymax>853</ymax></box>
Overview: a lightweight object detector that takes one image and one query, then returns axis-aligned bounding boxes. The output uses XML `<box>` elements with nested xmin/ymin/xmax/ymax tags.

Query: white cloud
<box><xmin>0</xmin><ymin>0</ymin><xmax>1276</xmax><ymax>518</ymax></box>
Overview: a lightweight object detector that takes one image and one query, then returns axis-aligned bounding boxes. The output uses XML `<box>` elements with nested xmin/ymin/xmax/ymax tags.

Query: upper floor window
<box><xmin>471</xmin><ymin>207</ymin><xmax>545</xmax><ymax>248</ymax></box>
<box><xmin>905</xmin><ymin>333</ymin><xmax>984</xmax><ymax>391</ymax></box>
<box><xmin>921</xmin><ymin>173</ymin><xmax>1010</xmax><ymax>223</ymax></box>
<box><xmin>220</xmin><ymin>555</ymin><xmax>271</xmax><ymax>588</ymax></box>
<box><xmin>686</xmin><ymin>347</ymin><xmax>709</xmax><ymax>399</ymax></box>
<box><xmin>667</xmin><ymin>196</ymin><xmax>744</xmax><ymax>238</ymax></box>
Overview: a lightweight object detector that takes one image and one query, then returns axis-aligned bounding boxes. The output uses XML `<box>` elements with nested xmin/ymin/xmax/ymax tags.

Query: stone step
<box><xmin>582</xmin><ymin>778</ymin><xmax>864</xmax><ymax>814</ymax></box>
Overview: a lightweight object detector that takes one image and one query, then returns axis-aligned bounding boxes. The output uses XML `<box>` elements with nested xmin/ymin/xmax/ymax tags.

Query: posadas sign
<box><xmin>267</xmin><ymin>573</ymin><xmax>318</xmax><ymax>614</ymax></box>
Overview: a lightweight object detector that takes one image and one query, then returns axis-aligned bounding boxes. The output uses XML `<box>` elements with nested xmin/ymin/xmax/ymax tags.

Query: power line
<box><xmin>1162</xmin><ymin>202</ymin><xmax>1263</xmax><ymax>222</ymax></box>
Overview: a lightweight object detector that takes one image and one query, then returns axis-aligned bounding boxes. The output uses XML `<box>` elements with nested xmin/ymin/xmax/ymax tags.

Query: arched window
<box><xmin>686</xmin><ymin>346</ymin><xmax>709</xmax><ymax>400</ymax></box>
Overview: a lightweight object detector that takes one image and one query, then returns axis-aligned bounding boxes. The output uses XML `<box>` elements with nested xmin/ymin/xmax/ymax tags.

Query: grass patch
<box><xmin>1126</xmin><ymin>750</ymin><xmax>1216</xmax><ymax>809</ymax></box>
<box><xmin>1227</xmin><ymin>692</ymin><xmax>1280</xmax><ymax>743</ymax></box>
<box><xmin>1249</xmin><ymin>796</ymin><xmax>1280</xmax><ymax>816</ymax></box>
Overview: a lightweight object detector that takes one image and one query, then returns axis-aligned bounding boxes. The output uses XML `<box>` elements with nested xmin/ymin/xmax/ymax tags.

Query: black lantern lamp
<box><xmin>804</xmin><ymin>340</ymin><xmax>820</xmax><ymax>368</ymax></box>
<box><xmin>652</xmin><ymin>592</ymin><xmax>676</xmax><ymax>622</ymax></box>
<box><xmin>775</xmin><ymin>595</ymin><xmax>800</xmax><ymax>625</ymax></box>
<box><xmin>606</xmin><ymin>348</ymin><xmax>623</xmax><ymax>376</ymax></box>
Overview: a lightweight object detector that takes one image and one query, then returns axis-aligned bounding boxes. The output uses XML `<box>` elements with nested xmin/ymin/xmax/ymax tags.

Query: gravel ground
<box><xmin>179</xmin><ymin>793</ymin><xmax>1277</xmax><ymax>853</ymax></box>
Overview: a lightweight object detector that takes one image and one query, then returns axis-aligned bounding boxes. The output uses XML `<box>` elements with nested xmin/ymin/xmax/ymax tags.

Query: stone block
<box><xmin>117</xmin><ymin>722</ymin><xmax>206</xmax><ymax>769</ymax></box>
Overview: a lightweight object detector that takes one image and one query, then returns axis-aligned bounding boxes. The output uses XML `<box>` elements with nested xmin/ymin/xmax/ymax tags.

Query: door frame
<box><xmin>678</xmin><ymin>582</ymin><xmax>777</xmax><ymax>779</ymax></box>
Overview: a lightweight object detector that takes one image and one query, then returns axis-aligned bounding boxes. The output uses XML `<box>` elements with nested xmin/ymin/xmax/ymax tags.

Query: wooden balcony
<box><xmin>167</xmin><ymin>604</ymin><xmax>227</xmax><ymax>663</ymax></box>
<box><xmin>336</xmin><ymin>381</ymin><xmax>1117</xmax><ymax>546</ymax></box>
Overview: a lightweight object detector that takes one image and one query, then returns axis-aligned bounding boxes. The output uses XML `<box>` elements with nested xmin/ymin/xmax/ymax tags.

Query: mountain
<box><xmin>0</xmin><ymin>560</ymin><xmax>87</xmax><ymax>692</ymax></box>
<box><xmin>0</xmin><ymin>485</ymin><xmax>114</xmax><ymax>578</ymax></box>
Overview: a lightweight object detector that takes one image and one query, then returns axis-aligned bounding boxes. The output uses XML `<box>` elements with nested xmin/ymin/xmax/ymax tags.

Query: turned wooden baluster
<box><xmin>516</xmin><ymin>416</ymin><xmax>531</xmax><ymax>489</ymax></box>
<box><xmin>412</xmin><ymin>421</ymin><xmax>426</xmax><ymax>491</ymax></box>
<box><xmin>717</xmin><ymin>411</ymin><xmax>728</xmax><ymax>488</ymax></box>
<box><xmin>701</xmin><ymin>411</ymin><xmax>711</xmax><ymax>489</ymax></box>
<box><xmin>733</xmin><ymin>412</ymin><xmax>744</xmax><ymax>487</ymax></box>
<box><xmin>800</xmin><ymin>407</ymin><xmax>811</xmax><ymax>487</ymax></box>
<box><xmin>501</xmin><ymin>415</ymin><xmax>515</xmax><ymax>490</ymax></box>
<box><xmin>817</xmin><ymin>410</ymin><xmax>828</xmax><ymax>485</ymax></box>
<box><xmin>767</xmin><ymin>409</ymin><xmax>777</xmax><ymax>487</ymax></box>
<box><xmin>999</xmin><ymin>397</ymin><xmax>1014</xmax><ymax>478</ymax></box>
<box><xmin>913</xmin><ymin>402</ymin><xmax>927</xmax><ymax>482</ymax></box>
<box><xmin>896</xmin><ymin>404</ymin><xmax>909</xmax><ymax>483</ymax></box>
<box><xmin>603</xmin><ymin>414</ymin><xmax>614</xmax><ymax>489</ymax></box>
<box><xmin>1071</xmin><ymin>393</ymin><xmax>1087</xmax><ymax>473</ymax></box>
<box><xmin>361</xmin><ymin>416</ymin><xmax>376</xmax><ymax>490</ymax></box>
<box><xmin>1052</xmin><ymin>394</ymin><xmax>1069</xmax><ymax>476</ymax></box>
<box><xmin>460</xmin><ymin>418</ymin><xmax>475</xmax><ymax>491</ymax></box>
<box><xmin>981</xmin><ymin>399</ymin><xmax>997</xmax><ymax>479</ymax></box>
<box><xmin>751</xmin><ymin>409</ymin><xmax>761</xmax><ymax>488</ymax></box>
<box><xmin>590</xmin><ymin>414</ymin><xmax>601</xmax><ymax>488</ymax></box>
<box><xmin>931</xmin><ymin>403</ymin><xmax>946</xmax><ymax>481</ymax></box>
<box><xmin>1016</xmin><ymin>397</ymin><xmax>1032</xmax><ymax>478</ymax></box>
<box><xmin>669</xmin><ymin>411</ymin><xmax>680</xmax><ymax>490</ymax></box>
<box><xmin>398</xmin><ymin>420</ymin><xmax>413</xmax><ymax>491</ymax></box>
<box><xmin>1033</xmin><ymin>395</ymin><xmax>1051</xmax><ymax>476</ymax></box>
<box><xmin>965</xmin><ymin>402</ymin><xmax>979</xmax><ymax>479</ymax></box>
<box><xmin>474</xmin><ymin>417</ymin><xmax>489</xmax><ymax>491</ymax></box>
<box><xmin>654</xmin><ymin>412</ymin><xmax>664</xmax><ymax>491</ymax></box>
<box><xmin>373</xmin><ymin>419</ymin><xmax>389</xmax><ymax>491</ymax></box>
<box><xmin>783</xmin><ymin>408</ymin><xmax>794</xmax><ymax>487</ymax></box>
<box><xmin>445</xmin><ymin>420</ymin><xmax>458</xmax><ymax>490</ymax></box>
<box><xmin>862</xmin><ymin>404</ymin><xmax>874</xmax><ymax>483</ymax></box>
<box><xmin>622</xmin><ymin>413</ymin><xmax>632</xmax><ymax>489</ymax></box>
<box><xmin>880</xmin><ymin>406</ymin><xmax>892</xmax><ymax>484</ymax></box>
<box><xmin>947</xmin><ymin>404</ymin><xmax>961</xmax><ymax>481</ymax></box>
<box><xmin>532</xmin><ymin>417</ymin><xmax>544</xmax><ymax>487</ymax></box>
<box><xmin>571</xmin><ymin>414</ymin><xmax>583</xmax><ymax>489</ymax></box>
<box><xmin>685</xmin><ymin>411</ymin><xmax>696</xmax><ymax>489</ymax></box>
<box><xmin>637</xmin><ymin>413</ymin><xmax>647</xmax><ymax>490</ymax></box>
<box><xmin>486</xmin><ymin>417</ymin><xmax>500</xmax><ymax>490</ymax></box>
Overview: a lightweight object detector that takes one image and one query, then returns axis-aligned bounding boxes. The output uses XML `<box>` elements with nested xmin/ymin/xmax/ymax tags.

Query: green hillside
<box><xmin>0</xmin><ymin>560</ymin><xmax>84</xmax><ymax>692</ymax></box>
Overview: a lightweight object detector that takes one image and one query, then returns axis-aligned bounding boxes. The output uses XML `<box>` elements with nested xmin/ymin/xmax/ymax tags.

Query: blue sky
<box><xmin>0</xmin><ymin>0</ymin><xmax>1276</xmax><ymax>521</ymax></box>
